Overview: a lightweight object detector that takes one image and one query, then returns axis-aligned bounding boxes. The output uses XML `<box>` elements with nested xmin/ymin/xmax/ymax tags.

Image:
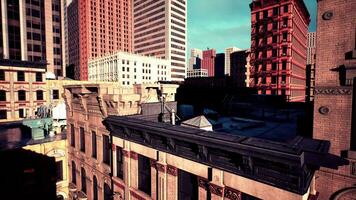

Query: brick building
<box><xmin>249</xmin><ymin>0</ymin><xmax>310</xmax><ymax>102</ymax></box>
<box><xmin>202</xmin><ymin>49</ymin><xmax>216</xmax><ymax>77</ymax></box>
<box><xmin>64</xmin><ymin>82</ymin><xmax>178</xmax><ymax>200</ymax></box>
<box><xmin>0</xmin><ymin>60</ymin><xmax>46</xmax><ymax>122</ymax></box>
<box><xmin>313</xmin><ymin>0</ymin><xmax>356</xmax><ymax>199</ymax></box>
<box><xmin>230</xmin><ymin>49</ymin><xmax>251</xmax><ymax>87</ymax></box>
<box><xmin>67</xmin><ymin>0</ymin><xmax>133</xmax><ymax>80</ymax></box>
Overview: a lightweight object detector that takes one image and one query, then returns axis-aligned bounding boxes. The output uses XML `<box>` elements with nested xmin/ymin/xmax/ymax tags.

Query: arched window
<box><xmin>0</xmin><ymin>90</ymin><xmax>6</xmax><ymax>101</ymax></box>
<box><xmin>104</xmin><ymin>183</ymin><xmax>112</xmax><ymax>200</ymax></box>
<box><xmin>81</xmin><ymin>167</ymin><xmax>86</xmax><ymax>193</ymax></box>
<box><xmin>71</xmin><ymin>161</ymin><xmax>76</xmax><ymax>184</ymax></box>
<box><xmin>93</xmin><ymin>176</ymin><xmax>98</xmax><ymax>200</ymax></box>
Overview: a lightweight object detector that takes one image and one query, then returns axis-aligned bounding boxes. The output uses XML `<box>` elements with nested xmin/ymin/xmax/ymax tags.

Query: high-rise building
<box><xmin>133</xmin><ymin>0</ymin><xmax>187</xmax><ymax>81</ymax></box>
<box><xmin>215</xmin><ymin>53</ymin><xmax>225</xmax><ymax>77</ymax></box>
<box><xmin>313</xmin><ymin>0</ymin><xmax>356</xmax><ymax>199</ymax></box>
<box><xmin>250</xmin><ymin>0</ymin><xmax>310</xmax><ymax>102</ymax></box>
<box><xmin>189</xmin><ymin>48</ymin><xmax>203</xmax><ymax>70</ymax></box>
<box><xmin>88</xmin><ymin>51</ymin><xmax>171</xmax><ymax>85</ymax></box>
<box><xmin>307</xmin><ymin>32</ymin><xmax>316</xmax><ymax>65</ymax></box>
<box><xmin>202</xmin><ymin>49</ymin><xmax>216</xmax><ymax>77</ymax></box>
<box><xmin>306</xmin><ymin>32</ymin><xmax>316</xmax><ymax>102</ymax></box>
<box><xmin>225</xmin><ymin>47</ymin><xmax>241</xmax><ymax>75</ymax></box>
<box><xmin>67</xmin><ymin>0</ymin><xmax>133</xmax><ymax>80</ymax></box>
<box><xmin>230</xmin><ymin>49</ymin><xmax>251</xmax><ymax>87</ymax></box>
<box><xmin>0</xmin><ymin>0</ymin><xmax>65</xmax><ymax>78</ymax></box>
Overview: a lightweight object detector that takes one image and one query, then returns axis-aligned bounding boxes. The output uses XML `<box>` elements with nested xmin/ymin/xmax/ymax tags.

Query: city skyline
<box><xmin>188</xmin><ymin>0</ymin><xmax>317</xmax><ymax>52</ymax></box>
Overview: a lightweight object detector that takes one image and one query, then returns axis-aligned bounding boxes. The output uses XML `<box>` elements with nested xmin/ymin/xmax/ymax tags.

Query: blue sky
<box><xmin>187</xmin><ymin>0</ymin><xmax>317</xmax><ymax>53</ymax></box>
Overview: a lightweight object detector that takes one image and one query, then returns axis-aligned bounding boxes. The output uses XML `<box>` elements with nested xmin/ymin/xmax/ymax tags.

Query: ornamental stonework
<box><xmin>314</xmin><ymin>87</ymin><xmax>352</xmax><ymax>95</ymax></box>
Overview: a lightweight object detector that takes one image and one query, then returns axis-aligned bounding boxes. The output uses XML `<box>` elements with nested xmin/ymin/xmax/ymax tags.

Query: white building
<box><xmin>225</xmin><ymin>47</ymin><xmax>241</xmax><ymax>75</ymax></box>
<box><xmin>188</xmin><ymin>48</ymin><xmax>203</xmax><ymax>70</ymax></box>
<box><xmin>187</xmin><ymin>69</ymin><xmax>208</xmax><ymax>78</ymax></box>
<box><xmin>88</xmin><ymin>51</ymin><xmax>171</xmax><ymax>85</ymax></box>
<box><xmin>133</xmin><ymin>0</ymin><xmax>187</xmax><ymax>81</ymax></box>
<box><xmin>307</xmin><ymin>32</ymin><xmax>316</xmax><ymax>65</ymax></box>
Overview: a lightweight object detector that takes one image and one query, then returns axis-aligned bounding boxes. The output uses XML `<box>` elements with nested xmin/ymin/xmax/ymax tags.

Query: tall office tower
<box><xmin>189</xmin><ymin>48</ymin><xmax>203</xmax><ymax>70</ymax></box>
<box><xmin>62</xmin><ymin>0</ymin><xmax>69</xmax><ymax>71</ymax></box>
<box><xmin>307</xmin><ymin>32</ymin><xmax>316</xmax><ymax>65</ymax></box>
<box><xmin>68</xmin><ymin>0</ymin><xmax>133</xmax><ymax>80</ymax></box>
<box><xmin>313</xmin><ymin>0</ymin><xmax>356</xmax><ymax>199</ymax></box>
<box><xmin>133</xmin><ymin>0</ymin><xmax>187</xmax><ymax>81</ymax></box>
<box><xmin>214</xmin><ymin>53</ymin><xmax>225</xmax><ymax>78</ymax></box>
<box><xmin>231</xmin><ymin>49</ymin><xmax>251</xmax><ymax>87</ymax></box>
<box><xmin>202</xmin><ymin>49</ymin><xmax>216</xmax><ymax>77</ymax></box>
<box><xmin>225</xmin><ymin>47</ymin><xmax>240</xmax><ymax>76</ymax></box>
<box><xmin>250</xmin><ymin>0</ymin><xmax>310</xmax><ymax>102</ymax></box>
<box><xmin>0</xmin><ymin>0</ymin><xmax>65</xmax><ymax>78</ymax></box>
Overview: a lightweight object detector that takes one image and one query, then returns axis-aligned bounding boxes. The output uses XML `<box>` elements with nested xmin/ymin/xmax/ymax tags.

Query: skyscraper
<box><xmin>225</xmin><ymin>47</ymin><xmax>240</xmax><ymax>76</ymax></box>
<box><xmin>189</xmin><ymin>48</ymin><xmax>203</xmax><ymax>70</ymax></box>
<box><xmin>68</xmin><ymin>0</ymin><xmax>133</xmax><ymax>80</ymax></box>
<box><xmin>133</xmin><ymin>0</ymin><xmax>187</xmax><ymax>81</ymax></box>
<box><xmin>250</xmin><ymin>0</ymin><xmax>310</xmax><ymax>102</ymax></box>
<box><xmin>0</xmin><ymin>0</ymin><xmax>65</xmax><ymax>77</ymax></box>
<box><xmin>307</xmin><ymin>32</ymin><xmax>316</xmax><ymax>65</ymax></box>
<box><xmin>202</xmin><ymin>49</ymin><xmax>216</xmax><ymax>77</ymax></box>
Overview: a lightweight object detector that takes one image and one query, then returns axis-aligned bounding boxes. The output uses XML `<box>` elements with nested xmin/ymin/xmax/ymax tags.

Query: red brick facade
<box><xmin>202</xmin><ymin>49</ymin><xmax>216</xmax><ymax>77</ymax></box>
<box><xmin>250</xmin><ymin>0</ymin><xmax>310</xmax><ymax>102</ymax></box>
<box><xmin>313</xmin><ymin>0</ymin><xmax>356</xmax><ymax>199</ymax></box>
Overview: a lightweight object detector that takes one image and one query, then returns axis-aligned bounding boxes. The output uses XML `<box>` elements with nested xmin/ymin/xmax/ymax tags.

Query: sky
<box><xmin>187</xmin><ymin>0</ymin><xmax>317</xmax><ymax>53</ymax></box>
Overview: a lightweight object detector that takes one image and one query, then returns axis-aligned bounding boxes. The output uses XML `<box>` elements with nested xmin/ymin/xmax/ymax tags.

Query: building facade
<box><xmin>225</xmin><ymin>47</ymin><xmax>241</xmax><ymax>76</ymax></box>
<box><xmin>313</xmin><ymin>0</ymin><xmax>356</xmax><ymax>199</ymax></box>
<box><xmin>0</xmin><ymin>0</ymin><xmax>65</xmax><ymax>78</ymax></box>
<box><xmin>307</xmin><ymin>32</ymin><xmax>316</xmax><ymax>65</ymax></box>
<box><xmin>67</xmin><ymin>0</ymin><xmax>133</xmax><ymax>80</ymax></box>
<box><xmin>0</xmin><ymin>60</ymin><xmax>47</xmax><ymax>122</ymax></box>
<box><xmin>64</xmin><ymin>82</ymin><xmax>178</xmax><ymax>200</ymax></box>
<box><xmin>306</xmin><ymin>32</ymin><xmax>316</xmax><ymax>102</ymax></box>
<box><xmin>250</xmin><ymin>0</ymin><xmax>310</xmax><ymax>102</ymax></box>
<box><xmin>88</xmin><ymin>51</ymin><xmax>171</xmax><ymax>85</ymax></box>
<box><xmin>230</xmin><ymin>49</ymin><xmax>251</xmax><ymax>87</ymax></box>
<box><xmin>186</xmin><ymin>69</ymin><xmax>208</xmax><ymax>78</ymax></box>
<box><xmin>133</xmin><ymin>0</ymin><xmax>187</xmax><ymax>81</ymax></box>
<box><xmin>188</xmin><ymin>48</ymin><xmax>203</xmax><ymax>70</ymax></box>
<box><xmin>214</xmin><ymin>53</ymin><xmax>225</xmax><ymax>78</ymax></box>
<box><xmin>202</xmin><ymin>49</ymin><xmax>216</xmax><ymax>77</ymax></box>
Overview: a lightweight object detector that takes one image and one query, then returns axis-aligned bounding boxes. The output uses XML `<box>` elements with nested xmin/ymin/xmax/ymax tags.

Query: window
<box><xmin>81</xmin><ymin>168</ymin><xmax>86</xmax><ymax>193</ymax></box>
<box><xmin>272</xmin><ymin>76</ymin><xmax>277</xmax><ymax>84</ymax></box>
<box><xmin>17</xmin><ymin>71</ymin><xmax>25</xmax><ymax>81</ymax></box>
<box><xmin>92</xmin><ymin>131</ymin><xmax>97</xmax><ymax>158</ymax></box>
<box><xmin>36</xmin><ymin>72</ymin><xmax>42</xmax><ymax>82</ymax></box>
<box><xmin>283</xmin><ymin>32</ymin><xmax>288</xmax><ymax>41</ymax></box>
<box><xmin>263</xmin><ymin>10</ymin><xmax>268</xmax><ymax>18</ymax></box>
<box><xmin>352</xmin><ymin>162</ymin><xmax>356</xmax><ymax>176</ymax></box>
<box><xmin>284</xmin><ymin>5</ymin><xmax>289</xmax><ymax>13</ymax></box>
<box><xmin>273</xmin><ymin>21</ymin><xmax>278</xmax><ymax>30</ymax></box>
<box><xmin>0</xmin><ymin>110</ymin><xmax>7</xmax><ymax>119</ymax></box>
<box><xmin>36</xmin><ymin>90</ymin><xmax>43</xmax><ymax>100</ymax></box>
<box><xmin>283</xmin><ymin>18</ymin><xmax>288</xmax><ymax>27</ymax></box>
<box><xmin>255</xmin><ymin>12</ymin><xmax>259</xmax><ymax>21</ymax></box>
<box><xmin>272</xmin><ymin>35</ymin><xmax>278</xmax><ymax>43</ymax></box>
<box><xmin>80</xmin><ymin>127</ymin><xmax>85</xmax><ymax>152</ymax></box>
<box><xmin>19</xmin><ymin>108</ymin><xmax>25</xmax><ymax>118</ymax></box>
<box><xmin>282</xmin><ymin>75</ymin><xmax>286</xmax><ymax>82</ymax></box>
<box><xmin>272</xmin><ymin>49</ymin><xmax>277</xmax><ymax>57</ymax></box>
<box><xmin>138</xmin><ymin>155</ymin><xmax>151</xmax><ymax>195</ymax></box>
<box><xmin>273</xmin><ymin>7</ymin><xmax>279</xmax><ymax>16</ymax></box>
<box><xmin>18</xmin><ymin>90</ymin><xmax>26</xmax><ymax>101</ymax></box>
<box><xmin>56</xmin><ymin>161</ymin><xmax>63</xmax><ymax>182</ymax></box>
<box><xmin>71</xmin><ymin>161</ymin><xmax>76</xmax><ymax>184</ymax></box>
<box><xmin>272</xmin><ymin>63</ymin><xmax>277</xmax><ymax>71</ymax></box>
<box><xmin>282</xmin><ymin>47</ymin><xmax>288</xmax><ymax>55</ymax></box>
<box><xmin>93</xmin><ymin>176</ymin><xmax>98</xmax><ymax>200</ymax></box>
<box><xmin>0</xmin><ymin>70</ymin><xmax>5</xmax><ymax>80</ymax></box>
<box><xmin>70</xmin><ymin>124</ymin><xmax>76</xmax><ymax>147</ymax></box>
<box><xmin>282</xmin><ymin>61</ymin><xmax>287</xmax><ymax>70</ymax></box>
<box><xmin>53</xmin><ymin>90</ymin><xmax>59</xmax><ymax>99</ymax></box>
<box><xmin>104</xmin><ymin>183</ymin><xmax>112</xmax><ymax>200</ymax></box>
<box><xmin>116</xmin><ymin>146</ymin><xmax>124</xmax><ymax>179</ymax></box>
<box><xmin>103</xmin><ymin>135</ymin><xmax>111</xmax><ymax>165</ymax></box>
<box><xmin>178</xmin><ymin>170</ymin><xmax>198</xmax><ymax>200</ymax></box>
<box><xmin>0</xmin><ymin>90</ymin><xmax>6</xmax><ymax>101</ymax></box>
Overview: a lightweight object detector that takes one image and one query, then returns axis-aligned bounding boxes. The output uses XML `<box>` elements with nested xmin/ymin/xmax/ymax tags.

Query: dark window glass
<box><xmin>282</xmin><ymin>61</ymin><xmax>287</xmax><ymax>70</ymax></box>
<box><xmin>272</xmin><ymin>35</ymin><xmax>278</xmax><ymax>43</ymax></box>
<box><xmin>273</xmin><ymin>7</ymin><xmax>278</xmax><ymax>16</ymax></box>
<box><xmin>283</xmin><ymin>32</ymin><xmax>288</xmax><ymax>41</ymax></box>
<box><xmin>262</xmin><ymin>77</ymin><xmax>266</xmax><ymax>84</ymax></box>
<box><xmin>282</xmin><ymin>75</ymin><xmax>286</xmax><ymax>82</ymax></box>
<box><xmin>18</xmin><ymin>90</ymin><xmax>26</xmax><ymax>101</ymax></box>
<box><xmin>284</xmin><ymin>5</ymin><xmax>289</xmax><ymax>13</ymax></box>
<box><xmin>17</xmin><ymin>71</ymin><xmax>25</xmax><ymax>81</ymax></box>
<box><xmin>71</xmin><ymin>161</ymin><xmax>76</xmax><ymax>184</ymax></box>
<box><xmin>138</xmin><ymin>155</ymin><xmax>151</xmax><ymax>195</ymax></box>
<box><xmin>178</xmin><ymin>169</ymin><xmax>198</xmax><ymax>200</ymax></box>
<box><xmin>263</xmin><ymin>10</ymin><xmax>268</xmax><ymax>18</ymax></box>
<box><xmin>0</xmin><ymin>70</ymin><xmax>5</xmax><ymax>80</ymax></box>
<box><xmin>56</xmin><ymin>161</ymin><xmax>63</xmax><ymax>182</ymax></box>
<box><xmin>53</xmin><ymin>90</ymin><xmax>59</xmax><ymax>99</ymax></box>
<box><xmin>0</xmin><ymin>90</ymin><xmax>6</xmax><ymax>101</ymax></box>
<box><xmin>0</xmin><ymin>110</ymin><xmax>7</xmax><ymax>119</ymax></box>
<box><xmin>272</xmin><ymin>63</ymin><xmax>277</xmax><ymax>71</ymax></box>
<box><xmin>19</xmin><ymin>108</ymin><xmax>25</xmax><ymax>118</ymax></box>
<box><xmin>272</xmin><ymin>49</ymin><xmax>277</xmax><ymax>57</ymax></box>
<box><xmin>81</xmin><ymin>168</ymin><xmax>86</xmax><ymax>193</ymax></box>
<box><xmin>71</xmin><ymin>124</ymin><xmax>75</xmax><ymax>147</ymax></box>
<box><xmin>80</xmin><ymin>127</ymin><xmax>85</xmax><ymax>152</ymax></box>
<box><xmin>272</xmin><ymin>76</ymin><xmax>277</xmax><ymax>84</ymax></box>
<box><xmin>92</xmin><ymin>131</ymin><xmax>97</xmax><ymax>158</ymax></box>
<box><xmin>256</xmin><ymin>12</ymin><xmax>259</xmax><ymax>21</ymax></box>
<box><xmin>103</xmin><ymin>135</ymin><xmax>111</xmax><ymax>165</ymax></box>
<box><xmin>283</xmin><ymin>18</ymin><xmax>288</xmax><ymax>27</ymax></box>
<box><xmin>36</xmin><ymin>90</ymin><xmax>43</xmax><ymax>100</ymax></box>
<box><xmin>104</xmin><ymin>183</ymin><xmax>112</xmax><ymax>200</ymax></box>
<box><xmin>36</xmin><ymin>72</ymin><xmax>42</xmax><ymax>82</ymax></box>
<box><xmin>116</xmin><ymin>146</ymin><xmax>124</xmax><ymax>179</ymax></box>
<box><xmin>273</xmin><ymin>21</ymin><xmax>278</xmax><ymax>30</ymax></box>
<box><xmin>93</xmin><ymin>176</ymin><xmax>98</xmax><ymax>200</ymax></box>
